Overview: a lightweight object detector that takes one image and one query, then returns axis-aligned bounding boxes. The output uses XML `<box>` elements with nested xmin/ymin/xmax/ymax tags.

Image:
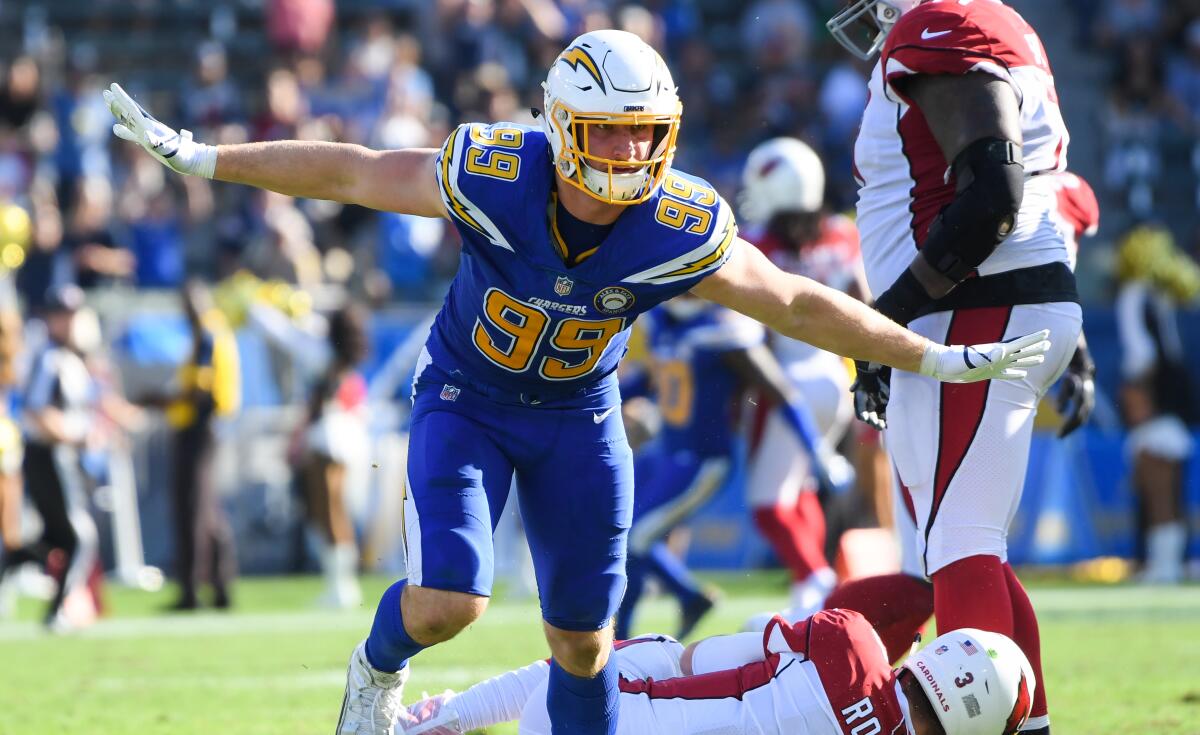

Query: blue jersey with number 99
<box><xmin>424</xmin><ymin>122</ymin><xmax>738</xmax><ymax>402</ymax></box>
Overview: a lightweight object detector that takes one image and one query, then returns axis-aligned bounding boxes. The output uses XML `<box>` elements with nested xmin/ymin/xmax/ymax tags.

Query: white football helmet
<box><xmin>739</xmin><ymin>137</ymin><xmax>825</xmax><ymax>227</ymax></box>
<box><xmin>827</xmin><ymin>0</ymin><xmax>923</xmax><ymax>60</ymax></box>
<box><xmin>903</xmin><ymin>628</ymin><xmax>1036</xmax><ymax>735</ymax></box>
<box><xmin>542</xmin><ymin>30</ymin><xmax>681</xmax><ymax>205</ymax></box>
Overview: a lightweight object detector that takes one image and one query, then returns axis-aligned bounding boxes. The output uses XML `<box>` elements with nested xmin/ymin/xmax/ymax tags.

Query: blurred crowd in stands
<box><xmin>0</xmin><ymin>0</ymin><xmax>880</xmax><ymax>307</ymax></box>
<box><xmin>0</xmin><ymin>0</ymin><xmax>1196</xmax><ymax>303</ymax></box>
<box><xmin>1085</xmin><ymin>0</ymin><xmax>1200</xmax><ymax>231</ymax></box>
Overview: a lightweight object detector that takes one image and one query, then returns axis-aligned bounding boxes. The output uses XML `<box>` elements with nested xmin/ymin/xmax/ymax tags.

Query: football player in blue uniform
<box><xmin>105</xmin><ymin>29</ymin><xmax>1050</xmax><ymax>735</ymax></box>
<box><xmin>615</xmin><ymin>295</ymin><xmax>835</xmax><ymax>642</ymax></box>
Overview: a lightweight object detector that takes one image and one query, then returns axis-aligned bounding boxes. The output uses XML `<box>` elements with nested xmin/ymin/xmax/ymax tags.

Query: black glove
<box><xmin>850</xmin><ymin>360</ymin><xmax>891</xmax><ymax>431</ymax></box>
<box><xmin>1056</xmin><ymin>341</ymin><xmax>1095</xmax><ymax>438</ymax></box>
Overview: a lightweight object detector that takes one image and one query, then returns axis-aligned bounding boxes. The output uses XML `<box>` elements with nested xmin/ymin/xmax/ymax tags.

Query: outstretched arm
<box><xmin>406</xmin><ymin>660</ymin><xmax>550</xmax><ymax>734</ymax></box>
<box><xmin>104</xmin><ymin>83</ymin><xmax>446</xmax><ymax>217</ymax></box>
<box><xmin>214</xmin><ymin>142</ymin><xmax>445</xmax><ymax>216</ymax></box>
<box><xmin>691</xmin><ymin>241</ymin><xmax>1049</xmax><ymax>383</ymax></box>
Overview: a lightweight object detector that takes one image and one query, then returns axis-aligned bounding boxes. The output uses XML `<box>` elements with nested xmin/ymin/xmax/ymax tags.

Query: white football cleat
<box><xmin>404</xmin><ymin>690</ymin><xmax>464</xmax><ymax>734</ymax></box>
<box><xmin>335</xmin><ymin>640</ymin><xmax>411</xmax><ymax>734</ymax></box>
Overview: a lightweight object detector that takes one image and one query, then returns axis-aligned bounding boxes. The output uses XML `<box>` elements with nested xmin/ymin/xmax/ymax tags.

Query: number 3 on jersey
<box><xmin>473</xmin><ymin>288</ymin><xmax>624</xmax><ymax>380</ymax></box>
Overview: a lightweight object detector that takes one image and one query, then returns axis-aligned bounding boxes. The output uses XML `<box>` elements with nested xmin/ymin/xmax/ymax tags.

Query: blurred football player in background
<box><xmin>615</xmin><ymin>295</ymin><xmax>836</xmax><ymax>641</ymax></box>
<box><xmin>738</xmin><ymin>137</ymin><xmax>867</xmax><ymax>621</ymax></box>
<box><xmin>405</xmin><ymin>609</ymin><xmax>1036</xmax><ymax>735</ymax></box>
<box><xmin>826</xmin><ymin>2</ymin><xmax>1094</xmax><ymax>730</ymax></box>
<box><xmin>108</xmin><ymin>27</ymin><xmax>1050</xmax><ymax>735</ymax></box>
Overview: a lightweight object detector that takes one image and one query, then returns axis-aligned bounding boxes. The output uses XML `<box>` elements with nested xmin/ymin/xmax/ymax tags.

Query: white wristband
<box><xmin>171</xmin><ymin>129</ymin><xmax>217</xmax><ymax>179</ymax></box>
<box><xmin>193</xmin><ymin>142</ymin><xmax>218</xmax><ymax>179</ymax></box>
<box><xmin>918</xmin><ymin>341</ymin><xmax>945</xmax><ymax>377</ymax></box>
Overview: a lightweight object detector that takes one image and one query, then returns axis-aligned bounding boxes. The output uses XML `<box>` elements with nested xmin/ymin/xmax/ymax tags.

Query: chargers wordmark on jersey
<box><xmin>426</xmin><ymin>121</ymin><xmax>738</xmax><ymax>396</ymax></box>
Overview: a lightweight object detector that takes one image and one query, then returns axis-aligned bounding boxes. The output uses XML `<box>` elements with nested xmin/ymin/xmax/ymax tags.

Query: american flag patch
<box><xmin>959</xmin><ymin>639</ymin><xmax>979</xmax><ymax>656</ymax></box>
<box><xmin>440</xmin><ymin>384</ymin><xmax>461</xmax><ymax>401</ymax></box>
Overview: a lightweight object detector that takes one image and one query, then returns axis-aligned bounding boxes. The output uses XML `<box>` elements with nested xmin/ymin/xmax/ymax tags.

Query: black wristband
<box><xmin>873</xmin><ymin>268</ymin><xmax>930</xmax><ymax>326</ymax></box>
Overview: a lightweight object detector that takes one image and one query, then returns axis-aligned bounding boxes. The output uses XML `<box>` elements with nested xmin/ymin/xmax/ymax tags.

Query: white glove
<box><xmin>919</xmin><ymin>329</ymin><xmax>1051</xmax><ymax>383</ymax></box>
<box><xmin>405</xmin><ymin>690</ymin><xmax>462</xmax><ymax>734</ymax></box>
<box><xmin>103</xmin><ymin>82</ymin><xmax>217</xmax><ymax>179</ymax></box>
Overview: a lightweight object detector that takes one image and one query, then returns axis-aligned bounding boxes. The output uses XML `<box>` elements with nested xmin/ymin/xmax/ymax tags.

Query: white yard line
<box><xmin>0</xmin><ymin>595</ymin><xmax>787</xmax><ymax>641</ymax></box>
<box><xmin>90</xmin><ymin>666</ymin><xmax>507</xmax><ymax>691</ymax></box>
<box><xmin>0</xmin><ymin>587</ymin><xmax>1195</xmax><ymax>642</ymax></box>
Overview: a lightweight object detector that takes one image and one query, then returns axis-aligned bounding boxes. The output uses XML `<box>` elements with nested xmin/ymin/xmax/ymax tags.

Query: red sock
<box><xmin>932</xmin><ymin>555</ymin><xmax>1013</xmax><ymax>636</ymax></box>
<box><xmin>753</xmin><ymin>498</ymin><xmax>827</xmax><ymax>582</ymax></box>
<box><xmin>1005</xmin><ymin>563</ymin><xmax>1048</xmax><ymax>725</ymax></box>
<box><xmin>825</xmin><ymin>573</ymin><xmax>934</xmax><ymax>663</ymax></box>
<box><xmin>795</xmin><ymin>492</ymin><xmax>826</xmax><ymax>561</ymax></box>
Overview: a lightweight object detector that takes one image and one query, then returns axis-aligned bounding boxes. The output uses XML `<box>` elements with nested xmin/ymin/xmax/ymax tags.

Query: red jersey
<box><xmin>751</xmin><ymin>214</ymin><xmax>864</xmax><ymax>295</ymax></box>
<box><xmin>615</xmin><ymin>609</ymin><xmax>907</xmax><ymax>734</ymax></box>
<box><xmin>854</xmin><ymin>0</ymin><xmax>1073</xmax><ymax>300</ymax></box>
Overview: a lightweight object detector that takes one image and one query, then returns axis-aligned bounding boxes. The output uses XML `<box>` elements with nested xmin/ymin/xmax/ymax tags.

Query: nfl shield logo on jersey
<box><xmin>554</xmin><ymin>275</ymin><xmax>574</xmax><ymax>296</ymax></box>
<box><xmin>440</xmin><ymin>384</ymin><xmax>461</xmax><ymax>402</ymax></box>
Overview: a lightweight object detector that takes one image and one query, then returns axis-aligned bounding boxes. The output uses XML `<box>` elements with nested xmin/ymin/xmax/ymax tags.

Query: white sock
<box><xmin>333</xmin><ymin>544</ymin><xmax>361</xmax><ymax>601</ymax></box>
<box><xmin>450</xmin><ymin>659</ymin><xmax>551</xmax><ymax>730</ymax></box>
<box><xmin>1145</xmin><ymin>521</ymin><xmax>1187</xmax><ymax>583</ymax></box>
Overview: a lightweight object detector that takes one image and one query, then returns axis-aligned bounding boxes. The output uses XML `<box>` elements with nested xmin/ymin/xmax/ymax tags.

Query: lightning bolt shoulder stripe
<box><xmin>622</xmin><ymin>199</ymin><xmax>739</xmax><ymax>285</ymax></box>
<box><xmin>434</xmin><ymin>124</ymin><xmax>515</xmax><ymax>251</ymax></box>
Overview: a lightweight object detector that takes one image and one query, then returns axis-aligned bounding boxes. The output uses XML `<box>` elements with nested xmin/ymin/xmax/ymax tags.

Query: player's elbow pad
<box><xmin>921</xmin><ymin>137</ymin><xmax>1025</xmax><ymax>283</ymax></box>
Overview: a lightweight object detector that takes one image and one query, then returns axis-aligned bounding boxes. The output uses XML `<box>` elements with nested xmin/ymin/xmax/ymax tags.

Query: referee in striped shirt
<box><xmin>1</xmin><ymin>284</ymin><xmax>98</xmax><ymax>630</ymax></box>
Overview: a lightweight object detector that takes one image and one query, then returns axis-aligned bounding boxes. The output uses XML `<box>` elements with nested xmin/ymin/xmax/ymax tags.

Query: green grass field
<box><xmin>1</xmin><ymin>573</ymin><xmax>1198</xmax><ymax>735</ymax></box>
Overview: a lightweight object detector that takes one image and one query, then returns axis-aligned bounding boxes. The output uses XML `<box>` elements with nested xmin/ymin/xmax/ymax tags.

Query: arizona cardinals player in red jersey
<box><xmin>739</xmin><ymin>138</ymin><xmax>868</xmax><ymax>619</ymax></box>
<box><xmin>822</xmin><ymin>170</ymin><xmax>1099</xmax><ymax>667</ymax></box>
<box><xmin>403</xmin><ymin>609</ymin><xmax>1035</xmax><ymax>735</ymax></box>
<box><xmin>825</xmin><ymin>2</ymin><xmax>1098</xmax><ymax>732</ymax></box>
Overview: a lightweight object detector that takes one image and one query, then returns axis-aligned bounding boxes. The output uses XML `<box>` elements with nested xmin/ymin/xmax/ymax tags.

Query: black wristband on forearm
<box><xmin>873</xmin><ymin>268</ymin><xmax>929</xmax><ymax>326</ymax></box>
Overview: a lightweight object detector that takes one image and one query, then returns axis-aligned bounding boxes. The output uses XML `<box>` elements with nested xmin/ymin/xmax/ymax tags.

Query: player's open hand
<box><xmin>103</xmin><ymin>82</ymin><xmax>217</xmax><ymax>178</ymax></box>
<box><xmin>920</xmin><ymin>329</ymin><xmax>1051</xmax><ymax>384</ymax></box>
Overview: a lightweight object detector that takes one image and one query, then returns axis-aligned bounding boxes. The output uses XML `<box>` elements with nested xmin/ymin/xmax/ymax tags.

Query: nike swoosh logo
<box><xmin>593</xmin><ymin>406</ymin><xmax>618</xmax><ymax>424</ymax></box>
<box><xmin>921</xmin><ymin>28</ymin><xmax>952</xmax><ymax>39</ymax></box>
